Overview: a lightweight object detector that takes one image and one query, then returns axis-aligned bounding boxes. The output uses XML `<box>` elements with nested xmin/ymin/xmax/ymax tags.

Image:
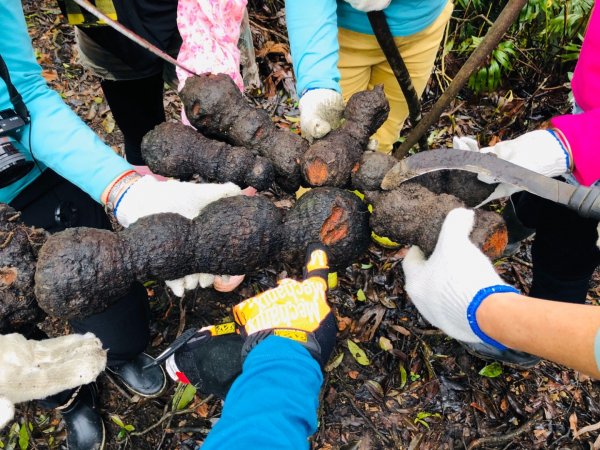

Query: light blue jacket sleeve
<box><xmin>201</xmin><ymin>336</ymin><xmax>323</xmax><ymax>450</ymax></box>
<box><xmin>285</xmin><ymin>0</ymin><xmax>341</xmax><ymax>96</ymax></box>
<box><xmin>0</xmin><ymin>1</ymin><xmax>132</xmax><ymax>204</ymax></box>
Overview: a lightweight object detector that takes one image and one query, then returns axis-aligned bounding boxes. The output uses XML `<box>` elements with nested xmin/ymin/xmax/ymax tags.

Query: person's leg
<box><xmin>75</xmin><ymin>27</ymin><xmax>167</xmax><ymax>165</ymax></box>
<box><xmin>515</xmin><ymin>193</ymin><xmax>600</xmax><ymax>304</ymax></box>
<box><xmin>338</xmin><ymin>28</ymin><xmax>381</xmax><ymax>107</ymax></box>
<box><xmin>369</xmin><ymin>0</ymin><xmax>453</xmax><ymax>153</ymax></box>
<box><xmin>100</xmin><ymin>74</ymin><xmax>166</xmax><ymax>165</ymax></box>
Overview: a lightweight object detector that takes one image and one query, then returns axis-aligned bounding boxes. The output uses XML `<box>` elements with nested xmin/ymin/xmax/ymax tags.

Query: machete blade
<box><xmin>381</xmin><ymin>149</ymin><xmax>600</xmax><ymax>220</ymax></box>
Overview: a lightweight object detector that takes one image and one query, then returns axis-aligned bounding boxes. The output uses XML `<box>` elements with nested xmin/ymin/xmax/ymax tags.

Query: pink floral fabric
<box><xmin>176</xmin><ymin>0</ymin><xmax>247</xmax><ymax>93</ymax></box>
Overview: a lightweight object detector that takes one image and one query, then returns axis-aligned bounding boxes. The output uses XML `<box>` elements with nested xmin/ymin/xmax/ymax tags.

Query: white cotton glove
<box><xmin>114</xmin><ymin>176</ymin><xmax>243</xmax><ymax>296</ymax></box>
<box><xmin>402</xmin><ymin>208</ymin><xmax>518</xmax><ymax>345</ymax></box>
<box><xmin>299</xmin><ymin>89</ymin><xmax>345</xmax><ymax>142</ymax></box>
<box><xmin>453</xmin><ymin>130</ymin><xmax>571</xmax><ymax>205</ymax></box>
<box><xmin>114</xmin><ymin>176</ymin><xmax>242</xmax><ymax>228</ymax></box>
<box><xmin>344</xmin><ymin>0</ymin><xmax>392</xmax><ymax>11</ymax></box>
<box><xmin>0</xmin><ymin>333</ymin><xmax>106</xmax><ymax>429</ymax></box>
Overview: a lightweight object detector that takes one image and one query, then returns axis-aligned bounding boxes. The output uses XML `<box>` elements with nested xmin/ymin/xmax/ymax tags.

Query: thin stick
<box><xmin>70</xmin><ymin>0</ymin><xmax>199</xmax><ymax>77</ymax></box>
<box><xmin>394</xmin><ymin>0</ymin><xmax>528</xmax><ymax>159</ymax></box>
<box><xmin>467</xmin><ymin>412</ymin><xmax>541</xmax><ymax>449</ymax></box>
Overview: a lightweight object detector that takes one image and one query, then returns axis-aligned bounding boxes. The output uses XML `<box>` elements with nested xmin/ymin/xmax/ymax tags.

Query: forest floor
<box><xmin>4</xmin><ymin>1</ymin><xmax>600</xmax><ymax>449</ymax></box>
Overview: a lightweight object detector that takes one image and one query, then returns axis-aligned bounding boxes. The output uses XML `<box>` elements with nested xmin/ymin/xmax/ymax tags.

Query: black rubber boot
<box><xmin>107</xmin><ymin>353</ymin><xmax>167</xmax><ymax>398</ymax></box>
<box><xmin>58</xmin><ymin>384</ymin><xmax>105</xmax><ymax>450</ymax></box>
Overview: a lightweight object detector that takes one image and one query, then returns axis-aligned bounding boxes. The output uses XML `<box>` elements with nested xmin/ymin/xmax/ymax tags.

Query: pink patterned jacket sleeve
<box><xmin>550</xmin><ymin>5</ymin><xmax>600</xmax><ymax>186</ymax></box>
<box><xmin>176</xmin><ymin>0</ymin><xmax>247</xmax><ymax>93</ymax></box>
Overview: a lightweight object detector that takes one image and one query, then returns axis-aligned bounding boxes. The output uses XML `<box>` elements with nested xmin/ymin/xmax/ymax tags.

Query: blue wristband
<box><xmin>112</xmin><ymin>184</ymin><xmax>134</xmax><ymax>217</ymax></box>
<box><xmin>466</xmin><ymin>285</ymin><xmax>520</xmax><ymax>350</ymax></box>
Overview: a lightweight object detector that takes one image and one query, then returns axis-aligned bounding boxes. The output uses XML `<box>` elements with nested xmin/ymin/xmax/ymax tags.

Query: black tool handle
<box><xmin>567</xmin><ymin>185</ymin><xmax>600</xmax><ymax>220</ymax></box>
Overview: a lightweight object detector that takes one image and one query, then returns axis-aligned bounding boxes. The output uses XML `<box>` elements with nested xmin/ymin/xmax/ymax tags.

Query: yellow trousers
<box><xmin>338</xmin><ymin>1</ymin><xmax>454</xmax><ymax>153</ymax></box>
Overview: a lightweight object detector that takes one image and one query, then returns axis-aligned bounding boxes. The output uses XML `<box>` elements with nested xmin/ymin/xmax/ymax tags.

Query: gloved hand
<box><xmin>344</xmin><ymin>0</ymin><xmax>392</xmax><ymax>11</ymax></box>
<box><xmin>165</xmin><ymin>273</ymin><xmax>218</xmax><ymax>297</ymax></box>
<box><xmin>108</xmin><ymin>174</ymin><xmax>243</xmax><ymax>295</ymax></box>
<box><xmin>0</xmin><ymin>333</ymin><xmax>106</xmax><ymax>429</ymax></box>
<box><xmin>453</xmin><ymin>130</ymin><xmax>572</xmax><ymax>204</ymax></box>
<box><xmin>233</xmin><ymin>244</ymin><xmax>338</xmax><ymax>368</ymax></box>
<box><xmin>299</xmin><ymin>89</ymin><xmax>345</xmax><ymax>142</ymax></box>
<box><xmin>112</xmin><ymin>175</ymin><xmax>242</xmax><ymax>227</ymax></box>
<box><xmin>402</xmin><ymin>208</ymin><xmax>519</xmax><ymax>348</ymax></box>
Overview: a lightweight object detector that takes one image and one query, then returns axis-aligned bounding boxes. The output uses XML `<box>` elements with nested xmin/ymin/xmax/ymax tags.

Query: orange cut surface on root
<box><xmin>481</xmin><ymin>228</ymin><xmax>508</xmax><ymax>260</ymax></box>
<box><xmin>0</xmin><ymin>267</ymin><xmax>17</xmax><ymax>286</ymax></box>
<box><xmin>306</xmin><ymin>160</ymin><xmax>329</xmax><ymax>186</ymax></box>
<box><xmin>320</xmin><ymin>205</ymin><xmax>349</xmax><ymax>245</ymax></box>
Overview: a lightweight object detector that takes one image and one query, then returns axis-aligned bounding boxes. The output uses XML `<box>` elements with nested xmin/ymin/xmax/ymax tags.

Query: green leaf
<box><xmin>124</xmin><ymin>425</ymin><xmax>135</xmax><ymax>432</ymax></box>
<box><xmin>479</xmin><ymin>362</ymin><xmax>503</xmax><ymax>378</ymax></box>
<box><xmin>399</xmin><ymin>364</ymin><xmax>407</xmax><ymax>389</ymax></box>
<box><xmin>356</xmin><ymin>289</ymin><xmax>366</xmax><ymax>302</ymax></box>
<box><xmin>18</xmin><ymin>424</ymin><xmax>29</xmax><ymax>450</ymax></box>
<box><xmin>174</xmin><ymin>383</ymin><xmax>197</xmax><ymax>410</ymax></box>
<box><xmin>360</xmin><ymin>263</ymin><xmax>372</xmax><ymax>270</ymax></box>
<box><xmin>347</xmin><ymin>339</ymin><xmax>370</xmax><ymax>366</ymax></box>
<box><xmin>117</xmin><ymin>429</ymin><xmax>126</xmax><ymax>440</ymax></box>
<box><xmin>110</xmin><ymin>415</ymin><xmax>125</xmax><ymax>428</ymax></box>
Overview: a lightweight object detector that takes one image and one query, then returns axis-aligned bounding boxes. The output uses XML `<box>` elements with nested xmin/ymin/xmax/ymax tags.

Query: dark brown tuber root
<box><xmin>281</xmin><ymin>188</ymin><xmax>370</xmax><ymax>269</ymax></box>
<box><xmin>0</xmin><ymin>204</ymin><xmax>46</xmax><ymax>333</ymax></box>
<box><xmin>180</xmin><ymin>74</ymin><xmax>308</xmax><ymax>192</ymax></box>
<box><xmin>351</xmin><ymin>152</ymin><xmax>397</xmax><ymax>192</ymax></box>
<box><xmin>368</xmin><ymin>183</ymin><xmax>507</xmax><ymax>258</ymax></box>
<box><xmin>352</xmin><ymin>152</ymin><xmax>496</xmax><ymax>206</ymax></box>
<box><xmin>35</xmin><ymin>188</ymin><xmax>370</xmax><ymax>319</ymax></box>
<box><xmin>302</xmin><ymin>86</ymin><xmax>390</xmax><ymax>188</ymax></box>
<box><xmin>141</xmin><ymin>122</ymin><xmax>274</xmax><ymax>191</ymax></box>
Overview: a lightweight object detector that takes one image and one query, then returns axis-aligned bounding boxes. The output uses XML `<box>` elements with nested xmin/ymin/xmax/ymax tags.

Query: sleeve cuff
<box><xmin>466</xmin><ymin>285</ymin><xmax>520</xmax><ymax>350</ymax></box>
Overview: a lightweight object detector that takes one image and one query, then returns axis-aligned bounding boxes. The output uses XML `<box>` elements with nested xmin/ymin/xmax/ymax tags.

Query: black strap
<box><xmin>0</xmin><ymin>54</ymin><xmax>30</xmax><ymax>123</ymax></box>
<box><xmin>367</xmin><ymin>11</ymin><xmax>427</xmax><ymax>152</ymax></box>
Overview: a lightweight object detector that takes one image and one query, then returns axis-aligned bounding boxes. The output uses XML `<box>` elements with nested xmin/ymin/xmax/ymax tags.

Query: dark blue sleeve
<box><xmin>201</xmin><ymin>336</ymin><xmax>323</xmax><ymax>450</ymax></box>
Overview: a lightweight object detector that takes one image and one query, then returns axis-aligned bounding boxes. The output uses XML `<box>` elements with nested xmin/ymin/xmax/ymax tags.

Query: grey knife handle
<box><xmin>567</xmin><ymin>185</ymin><xmax>600</xmax><ymax>220</ymax></box>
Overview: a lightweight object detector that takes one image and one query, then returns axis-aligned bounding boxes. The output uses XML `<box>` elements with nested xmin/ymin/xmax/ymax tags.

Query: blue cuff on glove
<box><xmin>466</xmin><ymin>285</ymin><xmax>520</xmax><ymax>350</ymax></box>
<box><xmin>547</xmin><ymin>129</ymin><xmax>571</xmax><ymax>171</ymax></box>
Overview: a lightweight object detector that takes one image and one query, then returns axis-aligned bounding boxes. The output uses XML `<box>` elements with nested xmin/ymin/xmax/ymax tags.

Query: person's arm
<box><xmin>201</xmin><ymin>336</ymin><xmax>322</xmax><ymax>450</ymax></box>
<box><xmin>284</xmin><ymin>0</ymin><xmax>345</xmax><ymax>141</ymax></box>
<box><xmin>402</xmin><ymin>208</ymin><xmax>600</xmax><ymax>378</ymax></box>
<box><xmin>285</xmin><ymin>0</ymin><xmax>340</xmax><ymax>96</ymax></box>
<box><xmin>197</xmin><ymin>245</ymin><xmax>336</xmax><ymax>448</ymax></box>
<box><xmin>477</xmin><ymin>292</ymin><xmax>600</xmax><ymax>378</ymax></box>
<box><xmin>570</xmin><ymin>3</ymin><xmax>599</xmax><ymax>112</ymax></box>
<box><xmin>0</xmin><ymin>333</ymin><xmax>106</xmax><ymax>429</ymax></box>
<box><xmin>1</xmin><ymin>0</ymin><xmax>132</xmax><ymax>203</ymax></box>
<box><xmin>550</xmin><ymin>109</ymin><xmax>600</xmax><ymax>186</ymax></box>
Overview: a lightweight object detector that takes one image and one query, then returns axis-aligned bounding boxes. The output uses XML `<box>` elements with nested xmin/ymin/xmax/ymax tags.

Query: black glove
<box><xmin>153</xmin><ymin>323</ymin><xmax>242</xmax><ymax>398</ymax></box>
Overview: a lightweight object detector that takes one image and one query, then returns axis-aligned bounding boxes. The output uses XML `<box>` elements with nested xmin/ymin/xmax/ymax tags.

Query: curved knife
<box><xmin>381</xmin><ymin>149</ymin><xmax>600</xmax><ymax>220</ymax></box>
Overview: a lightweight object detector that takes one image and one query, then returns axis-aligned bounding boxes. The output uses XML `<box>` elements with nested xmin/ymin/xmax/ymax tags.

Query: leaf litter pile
<box><xmin>5</xmin><ymin>1</ymin><xmax>600</xmax><ymax>449</ymax></box>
